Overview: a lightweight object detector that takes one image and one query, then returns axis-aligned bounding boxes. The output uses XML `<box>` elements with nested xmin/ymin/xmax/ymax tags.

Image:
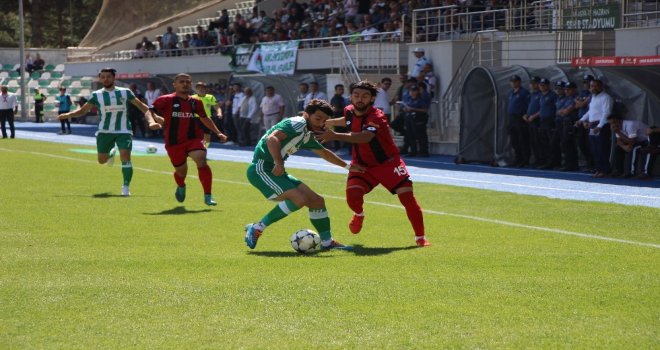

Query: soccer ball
<box><xmin>146</xmin><ymin>144</ymin><xmax>158</xmax><ymax>154</ymax></box>
<box><xmin>290</xmin><ymin>229</ymin><xmax>321</xmax><ymax>254</ymax></box>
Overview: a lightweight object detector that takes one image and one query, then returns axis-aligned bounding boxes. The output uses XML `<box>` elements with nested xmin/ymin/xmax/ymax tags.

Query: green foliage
<box><xmin>0</xmin><ymin>139</ymin><xmax>658</xmax><ymax>349</ymax></box>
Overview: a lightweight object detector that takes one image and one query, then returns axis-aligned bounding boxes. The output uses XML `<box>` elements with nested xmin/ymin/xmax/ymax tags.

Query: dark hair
<box><xmin>349</xmin><ymin>80</ymin><xmax>378</xmax><ymax>96</ymax></box>
<box><xmin>607</xmin><ymin>114</ymin><xmax>622</xmax><ymax>121</ymax></box>
<box><xmin>304</xmin><ymin>99</ymin><xmax>334</xmax><ymax>116</ymax></box>
<box><xmin>265</xmin><ymin>86</ymin><xmax>274</xmax><ymax>90</ymax></box>
<box><xmin>299</xmin><ymin>82</ymin><xmax>309</xmax><ymax>88</ymax></box>
<box><xmin>334</xmin><ymin>84</ymin><xmax>344</xmax><ymax>90</ymax></box>
<box><xmin>98</xmin><ymin>68</ymin><xmax>116</xmax><ymax>77</ymax></box>
<box><xmin>381</xmin><ymin>77</ymin><xmax>392</xmax><ymax>84</ymax></box>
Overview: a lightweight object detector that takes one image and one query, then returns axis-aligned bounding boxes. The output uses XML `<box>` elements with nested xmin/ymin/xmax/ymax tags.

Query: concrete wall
<box><xmin>65</xmin><ymin>54</ymin><xmax>233</xmax><ymax>77</ymax></box>
<box><xmin>615</xmin><ymin>26</ymin><xmax>660</xmax><ymax>56</ymax></box>
<box><xmin>500</xmin><ymin>33</ymin><xmax>558</xmax><ymax>69</ymax></box>
<box><xmin>0</xmin><ymin>48</ymin><xmax>68</xmax><ymax>67</ymax></box>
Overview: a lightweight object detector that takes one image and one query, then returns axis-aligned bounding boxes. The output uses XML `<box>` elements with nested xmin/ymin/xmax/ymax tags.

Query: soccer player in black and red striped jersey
<box><xmin>318</xmin><ymin>80</ymin><xmax>430</xmax><ymax>247</ymax></box>
<box><xmin>146</xmin><ymin>73</ymin><xmax>228</xmax><ymax>206</ymax></box>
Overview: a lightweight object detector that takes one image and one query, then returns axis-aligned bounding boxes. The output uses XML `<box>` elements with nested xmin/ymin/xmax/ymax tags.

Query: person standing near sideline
<box><xmin>318</xmin><ymin>80</ymin><xmax>431</xmax><ymax>247</ymax></box>
<box><xmin>0</xmin><ymin>85</ymin><xmax>18</xmax><ymax>139</ymax></box>
<box><xmin>243</xmin><ymin>99</ymin><xmax>363</xmax><ymax>250</ymax></box>
<box><xmin>146</xmin><ymin>73</ymin><xmax>228</xmax><ymax>206</ymax></box>
<box><xmin>260</xmin><ymin>86</ymin><xmax>285</xmax><ymax>132</ymax></box>
<box><xmin>33</xmin><ymin>88</ymin><xmax>46</xmax><ymax>123</ymax></box>
<box><xmin>193</xmin><ymin>81</ymin><xmax>222</xmax><ymax>147</ymax></box>
<box><xmin>506</xmin><ymin>75</ymin><xmax>531</xmax><ymax>167</ymax></box>
<box><xmin>58</xmin><ymin>68</ymin><xmax>156</xmax><ymax>197</ymax></box>
<box><xmin>577</xmin><ymin>79</ymin><xmax>613</xmax><ymax>178</ymax></box>
<box><xmin>56</xmin><ymin>87</ymin><xmax>73</xmax><ymax>134</ymax></box>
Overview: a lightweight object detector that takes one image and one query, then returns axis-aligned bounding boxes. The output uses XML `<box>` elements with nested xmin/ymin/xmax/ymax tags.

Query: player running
<box><xmin>244</xmin><ymin>99</ymin><xmax>365</xmax><ymax>250</ymax></box>
<box><xmin>145</xmin><ymin>73</ymin><xmax>227</xmax><ymax>206</ymax></box>
<box><xmin>317</xmin><ymin>80</ymin><xmax>431</xmax><ymax>247</ymax></box>
<box><xmin>58</xmin><ymin>67</ymin><xmax>155</xmax><ymax>197</ymax></box>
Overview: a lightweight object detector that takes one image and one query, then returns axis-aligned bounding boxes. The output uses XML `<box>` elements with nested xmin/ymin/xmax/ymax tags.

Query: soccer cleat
<box><xmin>415</xmin><ymin>237</ymin><xmax>431</xmax><ymax>247</ymax></box>
<box><xmin>204</xmin><ymin>194</ymin><xmax>217</xmax><ymax>206</ymax></box>
<box><xmin>320</xmin><ymin>240</ymin><xmax>353</xmax><ymax>251</ymax></box>
<box><xmin>348</xmin><ymin>214</ymin><xmax>364</xmax><ymax>234</ymax></box>
<box><xmin>175</xmin><ymin>186</ymin><xmax>186</xmax><ymax>203</ymax></box>
<box><xmin>244</xmin><ymin>223</ymin><xmax>262</xmax><ymax>249</ymax></box>
<box><xmin>121</xmin><ymin>185</ymin><xmax>131</xmax><ymax>197</ymax></box>
<box><xmin>106</xmin><ymin>146</ymin><xmax>117</xmax><ymax>167</ymax></box>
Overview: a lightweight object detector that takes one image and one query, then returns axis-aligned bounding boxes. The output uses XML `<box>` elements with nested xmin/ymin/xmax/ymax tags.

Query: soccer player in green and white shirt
<box><xmin>58</xmin><ymin>68</ymin><xmax>158</xmax><ymax>196</ymax></box>
<box><xmin>245</xmin><ymin>99</ymin><xmax>365</xmax><ymax>250</ymax></box>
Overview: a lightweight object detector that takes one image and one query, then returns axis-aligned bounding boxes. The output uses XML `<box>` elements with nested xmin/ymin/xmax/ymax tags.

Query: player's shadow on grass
<box><xmin>248</xmin><ymin>251</ymin><xmax>332</xmax><ymax>258</ymax></box>
<box><xmin>351</xmin><ymin>244</ymin><xmax>418</xmax><ymax>256</ymax></box>
<box><xmin>92</xmin><ymin>192</ymin><xmax>128</xmax><ymax>198</ymax></box>
<box><xmin>144</xmin><ymin>206</ymin><xmax>213</xmax><ymax>215</ymax></box>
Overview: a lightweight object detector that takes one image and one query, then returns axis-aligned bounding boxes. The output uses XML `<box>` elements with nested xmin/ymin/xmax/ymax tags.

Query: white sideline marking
<box><xmin>2</xmin><ymin>147</ymin><xmax>659</xmax><ymax>249</ymax></box>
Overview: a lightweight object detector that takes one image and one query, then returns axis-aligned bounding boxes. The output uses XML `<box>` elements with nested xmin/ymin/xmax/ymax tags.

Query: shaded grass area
<box><xmin>0</xmin><ymin>139</ymin><xmax>658</xmax><ymax>349</ymax></box>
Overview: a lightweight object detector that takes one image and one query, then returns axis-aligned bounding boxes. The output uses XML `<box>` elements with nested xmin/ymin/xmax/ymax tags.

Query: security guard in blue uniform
<box><xmin>507</xmin><ymin>75</ymin><xmax>531</xmax><ymax>167</ymax></box>
<box><xmin>523</xmin><ymin>76</ymin><xmax>543</xmax><ymax>166</ymax></box>
<box><xmin>534</xmin><ymin>78</ymin><xmax>558</xmax><ymax>169</ymax></box>
<box><xmin>558</xmin><ymin>82</ymin><xmax>580</xmax><ymax>171</ymax></box>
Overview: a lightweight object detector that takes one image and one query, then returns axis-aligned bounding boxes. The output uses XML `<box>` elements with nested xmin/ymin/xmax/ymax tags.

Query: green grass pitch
<box><xmin>1</xmin><ymin>139</ymin><xmax>658</xmax><ymax>349</ymax></box>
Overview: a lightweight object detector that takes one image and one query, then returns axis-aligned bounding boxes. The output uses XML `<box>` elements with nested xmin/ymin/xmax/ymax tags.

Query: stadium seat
<box><xmin>61</xmin><ymin>79</ymin><xmax>72</xmax><ymax>87</ymax></box>
<box><xmin>27</xmin><ymin>80</ymin><xmax>39</xmax><ymax>88</ymax></box>
<box><xmin>50</xmin><ymin>72</ymin><xmax>63</xmax><ymax>79</ymax></box>
<box><xmin>44</xmin><ymin>64</ymin><xmax>55</xmax><ymax>71</ymax></box>
<box><xmin>47</xmin><ymin>87</ymin><xmax>59</xmax><ymax>95</ymax></box>
<box><xmin>48</xmin><ymin>80</ymin><xmax>61</xmax><ymax>88</ymax></box>
<box><xmin>2</xmin><ymin>63</ymin><xmax>13</xmax><ymax>70</ymax></box>
<box><xmin>30</xmin><ymin>71</ymin><xmax>42</xmax><ymax>79</ymax></box>
<box><xmin>40</xmin><ymin>72</ymin><xmax>51</xmax><ymax>80</ymax></box>
<box><xmin>53</xmin><ymin>64</ymin><xmax>65</xmax><ymax>72</ymax></box>
<box><xmin>0</xmin><ymin>71</ymin><xmax>8</xmax><ymax>79</ymax></box>
<box><xmin>69</xmin><ymin>80</ymin><xmax>82</xmax><ymax>88</ymax></box>
<box><xmin>79</xmin><ymin>88</ymin><xmax>91</xmax><ymax>96</ymax></box>
<box><xmin>9</xmin><ymin>71</ymin><xmax>19</xmax><ymax>78</ymax></box>
<box><xmin>38</xmin><ymin>80</ymin><xmax>50</xmax><ymax>87</ymax></box>
<box><xmin>7</xmin><ymin>79</ymin><xmax>19</xmax><ymax>87</ymax></box>
<box><xmin>70</xmin><ymin>88</ymin><xmax>82</xmax><ymax>95</ymax></box>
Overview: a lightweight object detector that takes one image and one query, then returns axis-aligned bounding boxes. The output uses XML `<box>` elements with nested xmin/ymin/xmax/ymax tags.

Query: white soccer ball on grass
<box><xmin>146</xmin><ymin>144</ymin><xmax>158</xmax><ymax>154</ymax></box>
<box><xmin>290</xmin><ymin>229</ymin><xmax>321</xmax><ymax>254</ymax></box>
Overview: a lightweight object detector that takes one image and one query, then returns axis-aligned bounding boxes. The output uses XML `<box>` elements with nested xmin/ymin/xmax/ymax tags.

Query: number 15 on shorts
<box><xmin>394</xmin><ymin>165</ymin><xmax>408</xmax><ymax>176</ymax></box>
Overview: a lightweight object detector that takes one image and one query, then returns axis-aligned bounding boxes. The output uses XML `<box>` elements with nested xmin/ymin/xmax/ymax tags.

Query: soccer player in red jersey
<box><xmin>146</xmin><ymin>73</ymin><xmax>228</xmax><ymax>206</ymax></box>
<box><xmin>317</xmin><ymin>80</ymin><xmax>430</xmax><ymax>247</ymax></box>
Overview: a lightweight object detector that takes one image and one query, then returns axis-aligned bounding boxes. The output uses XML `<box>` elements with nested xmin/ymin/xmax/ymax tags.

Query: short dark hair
<box><xmin>334</xmin><ymin>84</ymin><xmax>344</xmax><ymax>90</ymax></box>
<box><xmin>299</xmin><ymin>82</ymin><xmax>309</xmax><ymax>88</ymax></box>
<box><xmin>265</xmin><ymin>86</ymin><xmax>274</xmax><ymax>90</ymax></box>
<box><xmin>607</xmin><ymin>114</ymin><xmax>622</xmax><ymax>122</ymax></box>
<box><xmin>349</xmin><ymin>80</ymin><xmax>378</xmax><ymax>96</ymax></box>
<box><xmin>381</xmin><ymin>77</ymin><xmax>392</xmax><ymax>84</ymax></box>
<box><xmin>304</xmin><ymin>99</ymin><xmax>333</xmax><ymax>116</ymax></box>
<box><xmin>98</xmin><ymin>68</ymin><xmax>116</xmax><ymax>77</ymax></box>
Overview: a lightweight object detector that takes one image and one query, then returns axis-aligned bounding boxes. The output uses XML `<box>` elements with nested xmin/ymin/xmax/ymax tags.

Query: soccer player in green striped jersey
<box><xmin>58</xmin><ymin>68</ymin><xmax>159</xmax><ymax>197</ymax></box>
<box><xmin>244</xmin><ymin>99</ymin><xmax>365</xmax><ymax>251</ymax></box>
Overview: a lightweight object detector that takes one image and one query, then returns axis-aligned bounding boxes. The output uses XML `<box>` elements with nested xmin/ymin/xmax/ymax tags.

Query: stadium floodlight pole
<box><xmin>18</xmin><ymin>0</ymin><xmax>28</xmax><ymax>121</ymax></box>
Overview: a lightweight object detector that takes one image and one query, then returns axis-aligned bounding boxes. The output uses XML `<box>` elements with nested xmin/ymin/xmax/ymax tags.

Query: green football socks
<box><xmin>309</xmin><ymin>208</ymin><xmax>331</xmax><ymax>241</ymax></box>
<box><xmin>121</xmin><ymin>160</ymin><xmax>133</xmax><ymax>186</ymax></box>
<box><xmin>261</xmin><ymin>199</ymin><xmax>300</xmax><ymax>227</ymax></box>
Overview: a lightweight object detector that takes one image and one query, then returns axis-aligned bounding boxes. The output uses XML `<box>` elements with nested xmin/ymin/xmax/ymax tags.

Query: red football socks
<box><xmin>398</xmin><ymin>191</ymin><xmax>425</xmax><ymax>237</ymax></box>
<box><xmin>173</xmin><ymin>172</ymin><xmax>186</xmax><ymax>187</ymax></box>
<box><xmin>197</xmin><ymin>165</ymin><xmax>213</xmax><ymax>194</ymax></box>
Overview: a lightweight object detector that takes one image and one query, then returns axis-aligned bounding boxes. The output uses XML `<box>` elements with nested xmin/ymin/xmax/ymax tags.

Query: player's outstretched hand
<box><xmin>216</xmin><ymin>133</ymin><xmax>228</xmax><ymax>143</ymax></box>
<box><xmin>148</xmin><ymin>121</ymin><xmax>162</xmax><ymax>130</ymax></box>
<box><xmin>349</xmin><ymin>164</ymin><xmax>366</xmax><ymax>173</ymax></box>
<box><xmin>314</xmin><ymin>128</ymin><xmax>335</xmax><ymax>143</ymax></box>
<box><xmin>57</xmin><ymin>113</ymin><xmax>68</xmax><ymax>121</ymax></box>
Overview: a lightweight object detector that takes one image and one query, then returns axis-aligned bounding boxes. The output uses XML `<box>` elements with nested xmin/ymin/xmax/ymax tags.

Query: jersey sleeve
<box><xmin>279</xmin><ymin>118</ymin><xmax>305</xmax><ymax>137</ymax></box>
<box><xmin>87</xmin><ymin>92</ymin><xmax>99</xmax><ymax>108</ymax></box>
<box><xmin>362</xmin><ymin>111</ymin><xmax>387</xmax><ymax>134</ymax></box>
<box><xmin>126</xmin><ymin>89</ymin><xmax>136</xmax><ymax>102</ymax></box>
<box><xmin>151</xmin><ymin>96</ymin><xmax>165</xmax><ymax>113</ymax></box>
<box><xmin>301</xmin><ymin>135</ymin><xmax>324</xmax><ymax>150</ymax></box>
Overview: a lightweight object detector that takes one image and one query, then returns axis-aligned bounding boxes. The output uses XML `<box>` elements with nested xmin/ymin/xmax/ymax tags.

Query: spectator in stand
<box><xmin>557</xmin><ymin>82</ymin><xmax>580</xmax><ymax>171</ymax></box>
<box><xmin>0</xmin><ymin>85</ymin><xmax>18</xmax><ymax>139</ymax></box>
<box><xmin>33</xmin><ymin>88</ymin><xmax>46</xmax><ymax>123</ymax></box>
<box><xmin>304</xmin><ymin>82</ymin><xmax>328</xmax><ymax>108</ymax></box>
<box><xmin>578</xmin><ymin>79</ymin><xmax>613</xmax><ymax>178</ymax></box>
<box><xmin>134</xmin><ymin>42</ymin><xmax>146</xmax><ymax>58</ymax></box>
<box><xmin>161</xmin><ymin>26</ymin><xmax>179</xmax><ymax>55</ymax></box>
<box><xmin>374</xmin><ymin>77</ymin><xmax>393</xmax><ymax>122</ymax></box>
<box><xmin>239</xmin><ymin>87</ymin><xmax>259</xmax><ymax>146</ymax></box>
<box><xmin>607</xmin><ymin>114</ymin><xmax>649</xmax><ymax>178</ymax></box>
<box><xmin>360</xmin><ymin>17</ymin><xmax>379</xmax><ymax>40</ymax></box>
<box><xmin>260</xmin><ymin>86</ymin><xmax>285</xmax><ymax>132</ymax></box>
<box><xmin>56</xmin><ymin>88</ymin><xmax>74</xmax><ymax>135</ymax></box>
<box><xmin>636</xmin><ymin>126</ymin><xmax>659</xmax><ymax>179</ymax></box>
<box><xmin>208</xmin><ymin>9</ymin><xmax>230</xmax><ymax>31</ymax></box>
<box><xmin>33</xmin><ymin>53</ymin><xmax>45</xmax><ymax>71</ymax></box>
<box><xmin>19</xmin><ymin>53</ymin><xmax>35</xmax><ymax>74</ymax></box>
<box><xmin>357</xmin><ymin>0</ymin><xmax>371</xmax><ymax>25</ymax></box>
<box><xmin>297</xmin><ymin>83</ymin><xmax>309</xmax><ymax>112</ymax></box>
<box><xmin>330</xmin><ymin>83</ymin><xmax>349</xmax><ymax>152</ymax></box>
<box><xmin>127</xmin><ymin>84</ymin><xmax>147</xmax><ymax>138</ymax></box>
<box><xmin>507</xmin><ymin>75</ymin><xmax>531</xmax><ymax>167</ymax></box>
<box><xmin>345</xmin><ymin>0</ymin><xmax>359</xmax><ymax>24</ymax></box>
<box><xmin>417</xmin><ymin>63</ymin><xmax>438</xmax><ymax>98</ymax></box>
<box><xmin>410</xmin><ymin>47</ymin><xmax>432</xmax><ymax>78</ymax></box>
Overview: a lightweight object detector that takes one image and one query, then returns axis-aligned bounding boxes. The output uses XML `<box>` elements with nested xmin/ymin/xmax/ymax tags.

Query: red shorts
<box><xmin>165</xmin><ymin>138</ymin><xmax>206</xmax><ymax>167</ymax></box>
<box><xmin>347</xmin><ymin>158</ymin><xmax>412</xmax><ymax>194</ymax></box>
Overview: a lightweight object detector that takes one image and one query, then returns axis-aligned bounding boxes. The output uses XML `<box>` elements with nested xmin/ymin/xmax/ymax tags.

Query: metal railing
<box><xmin>330</xmin><ymin>41</ymin><xmax>361</xmax><ymax>86</ymax></box>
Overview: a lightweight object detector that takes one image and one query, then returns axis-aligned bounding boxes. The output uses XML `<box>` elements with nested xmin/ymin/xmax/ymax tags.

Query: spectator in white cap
<box><xmin>410</xmin><ymin>47</ymin><xmax>432</xmax><ymax>78</ymax></box>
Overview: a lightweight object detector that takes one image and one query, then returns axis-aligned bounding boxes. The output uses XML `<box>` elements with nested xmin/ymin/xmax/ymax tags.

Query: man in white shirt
<box><xmin>303</xmin><ymin>82</ymin><xmax>328</xmax><ymax>108</ymax></box>
<box><xmin>410</xmin><ymin>47</ymin><xmax>432</xmax><ymax>78</ymax></box>
<box><xmin>230</xmin><ymin>83</ymin><xmax>246</xmax><ymax>144</ymax></box>
<box><xmin>260</xmin><ymin>86</ymin><xmax>285</xmax><ymax>132</ymax></box>
<box><xmin>0</xmin><ymin>85</ymin><xmax>18</xmax><ymax>139</ymax></box>
<box><xmin>373</xmin><ymin>77</ymin><xmax>393</xmax><ymax>122</ymax></box>
<box><xmin>144</xmin><ymin>82</ymin><xmax>161</xmax><ymax>108</ymax></box>
<box><xmin>607</xmin><ymin>114</ymin><xmax>649</xmax><ymax>178</ymax></box>
<box><xmin>239</xmin><ymin>87</ymin><xmax>258</xmax><ymax>146</ymax></box>
<box><xmin>577</xmin><ymin>79</ymin><xmax>613</xmax><ymax>178</ymax></box>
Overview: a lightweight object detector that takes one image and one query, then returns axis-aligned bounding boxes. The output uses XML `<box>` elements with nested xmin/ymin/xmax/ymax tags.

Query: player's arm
<box><xmin>312</xmin><ymin>148</ymin><xmax>365</xmax><ymax>173</ymax></box>
<box><xmin>324</xmin><ymin>117</ymin><xmax>346</xmax><ymax>127</ymax></box>
<box><xmin>215</xmin><ymin>102</ymin><xmax>223</xmax><ymax>118</ymax></box>
<box><xmin>317</xmin><ymin>127</ymin><xmax>375</xmax><ymax>144</ymax></box>
<box><xmin>58</xmin><ymin>102</ymin><xmax>93</xmax><ymax>120</ymax></box>
<box><xmin>199</xmin><ymin>116</ymin><xmax>227</xmax><ymax>142</ymax></box>
<box><xmin>266</xmin><ymin>130</ymin><xmax>288</xmax><ymax>176</ymax></box>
